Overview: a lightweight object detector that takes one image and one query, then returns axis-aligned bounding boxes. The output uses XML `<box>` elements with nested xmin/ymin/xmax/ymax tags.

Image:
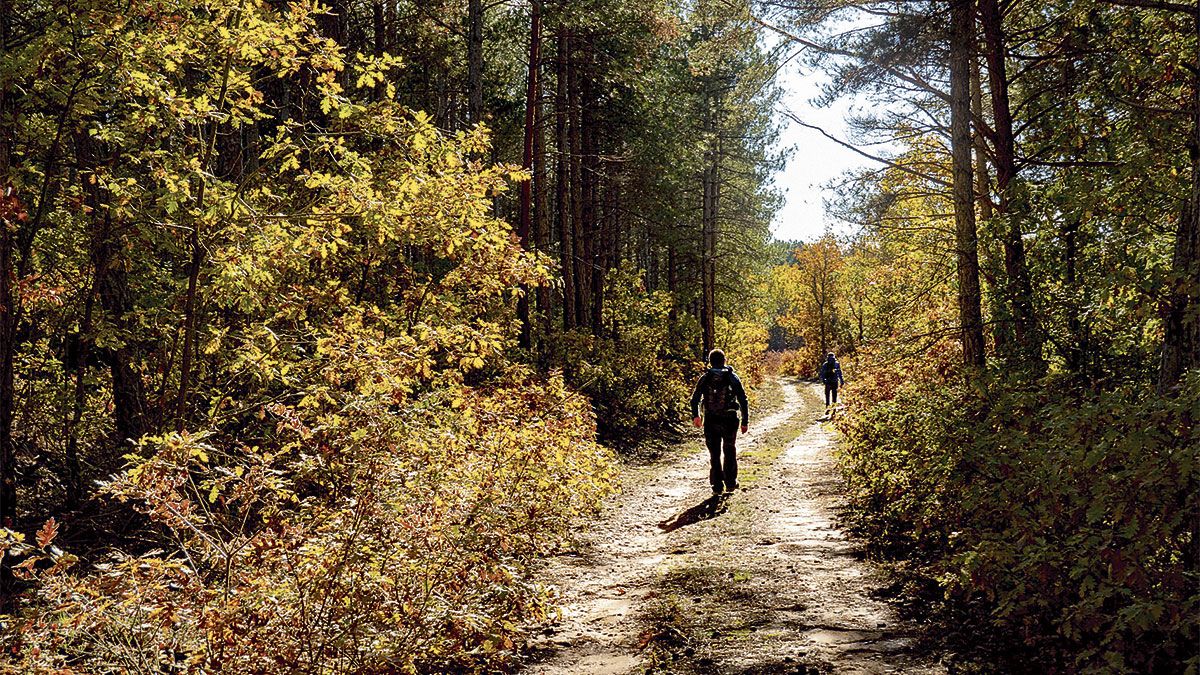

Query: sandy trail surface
<box><xmin>523</xmin><ymin>380</ymin><xmax>947</xmax><ymax>674</ymax></box>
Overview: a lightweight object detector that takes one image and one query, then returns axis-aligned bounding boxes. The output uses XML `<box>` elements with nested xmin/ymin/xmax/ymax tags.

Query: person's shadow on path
<box><xmin>658</xmin><ymin>494</ymin><xmax>729</xmax><ymax>533</ymax></box>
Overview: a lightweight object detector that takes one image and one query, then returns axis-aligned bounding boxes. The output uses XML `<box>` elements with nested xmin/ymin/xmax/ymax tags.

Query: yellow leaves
<box><xmin>410</xmin><ymin>128</ymin><xmax>430</xmax><ymax>154</ymax></box>
<box><xmin>298</xmin><ymin>388</ymin><xmax>335</xmax><ymax>411</ymax></box>
<box><xmin>352</xmin><ymin>52</ymin><xmax>402</xmax><ymax>90</ymax></box>
<box><xmin>280</xmin><ymin>152</ymin><xmax>301</xmax><ymax>172</ymax></box>
<box><xmin>202</xmin><ymin>327</ymin><xmax>228</xmax><ymax>355</ymax></box>
<box><xmin>303</xmin><ymin>171</ymin><xmax>334</xmax><ymax>189</ymax></box>
<box><xmin>2</xmin><ymin>1</ymin><xmax>618</xmax><ymax>665</ymax></box>
<box><xmin>191</xmin><ymin>444</ymin><xmax>210</xmax><ymax>464</ymax></box>
<box><xmin>18</xmin><ymin>362</ymin><xmax>612</xmax><ymax>669</ymax></box>
<box><xmin>320</xmin><ymin>93</ymin><xmax>338</xmax><ymax>116</ymax></box>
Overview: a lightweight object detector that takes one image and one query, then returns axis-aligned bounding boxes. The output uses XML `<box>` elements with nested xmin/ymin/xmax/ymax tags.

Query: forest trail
<box><xmin>524</xmin><ymin>380</ymin><xmax>947</xmax><ymax>675</ymax></box>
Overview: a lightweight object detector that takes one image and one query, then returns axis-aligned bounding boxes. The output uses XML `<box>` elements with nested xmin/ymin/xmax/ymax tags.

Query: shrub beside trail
<box><xmin>0</xmin><ymin>2</ymin><xmax>616</xmax><ymax>668</ymax></box>
<box><xmin>836</xmin><ymin>342</ymin><xmax>1199</xmax><ymax>674</ymax></box>
<box><xmin>6</xmin><ymin>371</ymin><xmax>614</xmax><ymax>673</ymax></box>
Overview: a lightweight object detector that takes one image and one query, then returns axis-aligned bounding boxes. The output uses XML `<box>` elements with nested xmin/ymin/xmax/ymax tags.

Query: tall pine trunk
<box><xmin>568</xmin><ymin>36</ymin><xmax>588</xmax><ymax>329</ymax></box>
<box><xmin>978</xmin><ymin>0</ymin><xmax>1044</xmax><ymax>374</ymax></box>
<box><xmin>533</xmin><ymin>39</ymin><xmax>551</xmax><ymax>350</ymax></box>
<box><xmin>581</xmin><ymin>41</ymin><xmax>602</xmax><ymax>336</ymax></box>
<box><xmin>517</xmin><ymin>0</ymin><xmax>541</xmax><ymax>350</ymax></box>
<box><xmin>467</xmin><ymin>0</ymin><xmax>484</xmax><ymax>125</ymax></box>
<box><xmin>972</xmin><ymin>56</ymin><xmax>1011</xmax><ymax>358</ymax></box>
<box><xmin>1158</xmin><ymin>16</ymin><xmax>1200</xmax><ymax>394</ymax></box>
<box><xmin>700</xmin><ymin>81</ymin><xmax>718</xmax><ymax>356</ymax></box>
<box><xmin>951</xmin><ymin>0</ymin><xmax>986</xmax><ymax>370</ymax></box>
<box><xmin>555</xmin><ymin>27</ymin><xmax>575</xmax><ymax>332</ymax></box>
<box><xmin>0</xmin><ymin>201</ymin><xmax>13</xmax><ymax>529</ymax></box>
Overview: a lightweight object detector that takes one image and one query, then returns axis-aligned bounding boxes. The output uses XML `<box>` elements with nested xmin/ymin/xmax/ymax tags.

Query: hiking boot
<box><xmin>712</xmin><ymin>485</ymin><xmax>723</xmax><ymax>496</ymax></box>
<box><xmin>726</xmin><ymin>482</ymin><xmax>740</xmax><ymax>492</ymax></box>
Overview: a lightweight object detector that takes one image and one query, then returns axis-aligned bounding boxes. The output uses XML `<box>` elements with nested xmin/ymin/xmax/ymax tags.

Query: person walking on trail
<box><xmin>690</xmin><ymin>349</ymin><xmax>750</xmax><ymax>497</ymax></box>
<box><xmin>819</xmin><ymin>352</ymin><xmax>845</xmax><ymax>408</ymax></box>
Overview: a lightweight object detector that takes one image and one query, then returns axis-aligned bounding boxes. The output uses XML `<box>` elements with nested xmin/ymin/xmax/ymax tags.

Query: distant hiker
<box><xmin>819</xmin><ymin>353</ymin><xmax>845</xmax><ymax>408</ymax></box>
<box><xmin>690</xmin><ymin>349</ymin><xmax>750</xmax><ymax>496</ymax></box>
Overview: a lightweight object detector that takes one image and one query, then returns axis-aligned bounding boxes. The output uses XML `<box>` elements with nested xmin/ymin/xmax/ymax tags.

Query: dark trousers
<box><xmin>704</xmin><ymin>415</ymin><xmax>739</xmax><ymax>489</ymax></box>
<box><xmin>824</xmin><ymin>382</ymin><xmax>839</xmax><ymax>406</ymax></box>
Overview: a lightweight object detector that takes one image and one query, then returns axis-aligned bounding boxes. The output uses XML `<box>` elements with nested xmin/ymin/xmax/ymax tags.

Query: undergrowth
<box><xmin>836</xmin><ymin>341</ymin><xmax>1199</xmax><ymax>674</ymax></box>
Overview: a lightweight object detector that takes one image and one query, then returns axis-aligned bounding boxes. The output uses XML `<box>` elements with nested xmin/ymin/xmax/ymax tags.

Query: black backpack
<box><xmin>704</xmin><ymin>368</ymin><xmax>735</xmax><ymax>414</ymax></box>
<box><xmin>820</xmin><ymin>360</ymin><xmax>839</xmax><ymax>383</ymax></box>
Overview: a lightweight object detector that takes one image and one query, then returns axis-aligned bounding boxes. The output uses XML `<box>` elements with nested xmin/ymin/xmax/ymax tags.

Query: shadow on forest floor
<box><xmin>657</xmin><ymin>494</ymin><xmax>729</xmax><ymax>533</ymax></box>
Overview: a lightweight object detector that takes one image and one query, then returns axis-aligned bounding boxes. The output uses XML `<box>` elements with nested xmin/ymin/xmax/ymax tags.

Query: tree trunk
<box><xmin>1058</xmin><ymin>29</ymin><xmax>1091</xmax><ymax>378</ymax></box>
<box><xmin>178</xmin><ymin>1</ymin><xmax>243</xmax><ymax>428</ymax></box>
<box><xmin>63</xmin><ymin>149</ymin><xmax>102</xmax><ymax>508</ymax></box>
<box><xmin>591</xmin><ymin>168</ymin><xmax>608</xmax><ymax>336</ymax></box>
<box><xmin>373</xmin><ymin>1</ymin><xmax>385</xmax><ymax>57</ymax></box>
<box><xmin>1159</xmin><ymin>20</ymin><xmax>1200</xmax><ymax>394</ymax></box>
<box><xmin>517</xmin><ymin>0</ymin><xmax>541</xmax><ymax>350</ymax></box>
<box><xmin>667</xmin><ymin>243</ymin><xmax>678</xmax><ymax>326</ymax></box>
<box><xmin>176</xmin><ymin>229</ymin><xmax>202</xmax><ymax>430</ymax></box>
<box><xmin>467</xmin><ymin>0</ymin><xmax>484</xmax><ymax>126</ymax></box>
<box><xmin>568</xmin><ymin>35</ymin><xmax>588</xmax><ymax>329</ymax></box>
<box><xmin>0</xmin><ymin>0</ymin><xmax>17</xmax><ymax>529</ymax></box>
<box><xmin>555</xmin><ymin>27</ymin><xmax>575</xmax><ymax>332</ymax></box>
<box><xmin>818</xmin><ymin>300</ymin><xmax>828</xmax><ymax>358</ymax></box>
<box><xmin>700</xmin><ymin>83</ymin><xmax>718</xmax><ymax>357</ymax></box>
<box><xmin>63</xmin><ymin>273</ymin><xmax>97</xmax><ymax>509</ymax></box>
<box><xmin>89</xmin><ymin>218</ymin><xmax>151</xmax><ymax>456</ymax></box>
<box><xmin>647</xmin><ymin>241</ymin><xmax>658</xmax><ymax>292</ymax></box>
<box><xmin>978</xmin><ymin>0</ymin><xmax>1044</xmax><ymax>374</ymax></box>
<box><xmin>610</xmin><ymin>178</ymin><xmax>622</xmax><ymax>268</ymax></box>
<box><xmin>951</xmin><ymin>0</ymin><xmax>986</xmax><ymax>370</ymax></box>
<box><xmin>972</xmin><ymin>56</ymin><xmax>1012</xmax><ymax>359</ymax></box>
<box><xmin>0</xmin><ymin>202</ymin><xmax>14</xmax><ymax>529</ymax></box>
<box><xmin>533</xmin><ymin>35</ymin><xmax>551</xmax><ymax>351</ymax></box>
<box><xmin>582</xmin><ymin>43</ymin><xmax>602</xmax><ymax>336</ymax></box>
<box><xmin>1060</xmin><ymin>216</ymin><xmax>1089</xmax><ymax>375</ymax></box>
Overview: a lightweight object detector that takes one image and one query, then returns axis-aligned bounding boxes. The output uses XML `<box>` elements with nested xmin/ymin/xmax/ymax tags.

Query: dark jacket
<box><xmin>819</xmin><ymin>358</ymin><xmax>844</xmax><ymax>385</ymax></box>
<box><xmin>690</xmin><ymin>366</ymin><xmax>750</xmax><ymax>422</ymax></box>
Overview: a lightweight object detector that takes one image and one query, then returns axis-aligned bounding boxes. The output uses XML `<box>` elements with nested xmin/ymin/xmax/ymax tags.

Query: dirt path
<box><xmin>523</xmin><ymin>380</ymin><xmax>947</xmax><ymax>675</ymax></box>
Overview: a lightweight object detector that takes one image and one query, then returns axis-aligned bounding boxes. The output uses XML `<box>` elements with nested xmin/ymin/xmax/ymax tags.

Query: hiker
<box><xmin>819</xmin><ymin>352</ymin><xmax>844</xmax><ymax>408</ymax></box>
<box><xmin>690</xmin><ymin>349</ymin><xmax>750</xmax><ymax>496</ymax></box>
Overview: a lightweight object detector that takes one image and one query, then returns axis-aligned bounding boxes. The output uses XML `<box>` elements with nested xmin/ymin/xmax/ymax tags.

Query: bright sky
<box><xmin>768</xmin><ymin>51</ymin><xmax>873</xmax><ymax>244</ymax></box>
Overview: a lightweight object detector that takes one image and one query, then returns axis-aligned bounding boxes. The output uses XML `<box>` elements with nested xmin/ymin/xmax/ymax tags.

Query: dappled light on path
<box><xmin>523</xmin><ymin>381</ymin><xmax>947</xmax><ymax>674</ymax></box>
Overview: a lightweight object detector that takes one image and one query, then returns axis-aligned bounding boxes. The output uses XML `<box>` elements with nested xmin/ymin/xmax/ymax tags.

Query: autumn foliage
<box><xmin>0</xmin><ymin>0</ymin><xmax>619</xmax><ymax>670</ymax></box>
<box><xmin>837</xmin><ymin>346</ymin><xmax>1198</xmax><ymax>673</ymax></box>
<box><xmin>6</xmin><ymin>373</ymin><xmax>612</xmax><ymax>672</ymax></box>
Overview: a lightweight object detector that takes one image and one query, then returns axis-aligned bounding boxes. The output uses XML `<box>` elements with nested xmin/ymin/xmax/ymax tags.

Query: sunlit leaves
<box><xmin>34</xmin><ymin>518</ymin><xmax>57</xmax><ymax>550</ymax></box>
<box><xmin>2</xmin><ymin>0</ymin><xmax>610</xmax><ymax>671</ymax></box>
